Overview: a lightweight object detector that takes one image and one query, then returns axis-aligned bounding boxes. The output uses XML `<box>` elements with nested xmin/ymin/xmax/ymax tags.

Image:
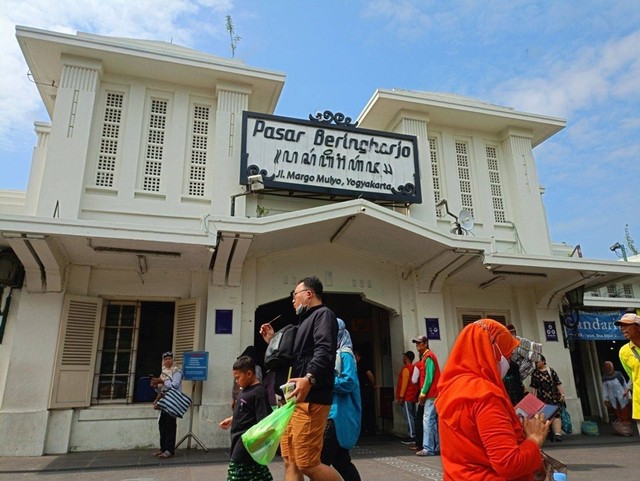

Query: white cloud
<box><xmin>495</xmin><ymin>30</ymin><xmax>640</xmax><ymax>118</ymax></box>
<box><xmin>0</xmin><ymin>0</ymin><xmax>232</xmax><ymax>155</ymax></box>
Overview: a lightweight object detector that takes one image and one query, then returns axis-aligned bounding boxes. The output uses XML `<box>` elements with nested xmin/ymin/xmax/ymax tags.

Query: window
<box><xmin>186</xmin><ymin>104</ymin><xmax>211</xmax><ymax>197</ymax></box>
<box><xmin>142</xmin><ymin>98</ymin><xmax>168</xmax><ymax>192</ymax></box>
<box><xmin>50</xmin><ymin>296</ymin><xmax>199</xmax><ymax>409</ymax></box>
<box><xmin>95</xmin><ymin>92</ymin><xmax>124</xmax><ymax>188</ymax></box>
<box><xmin>455</xmin><ymin>140</ymin><xmax>474</xmax><ymax>216</ymax></box>
<box><xmin>94</xmin><ymin>301</ymin><xmax>174</xmax><ymax>404</ymax></box>
<box><xmin>607</xmin><ymin>284</ymin><xmax>619</xmax><ymax>297</ymax></box>
<box><xmin>460</xmin><ymin>311</ymin><xmax>509</xmax><ymax>329</ymax></box>
<box><xmin>622</xmin><ymin>284</ymin><xmax>634</xmax><ymax>298</ymax></box>
<box><xmin>429</xmin><ymin>137</ymin><xmax>443</xmax><ymax>218</ymax></box>
<box><xmin>486</xmin><ymin>145</ymin><xmax>506</xmax><ymax>223</ymax></box>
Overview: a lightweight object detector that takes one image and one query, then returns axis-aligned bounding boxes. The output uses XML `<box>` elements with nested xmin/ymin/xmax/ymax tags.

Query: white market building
<box><xmin>1</xmin><ymin>26</ymin><xmax>639</xmax><ymax>456</ymax></box>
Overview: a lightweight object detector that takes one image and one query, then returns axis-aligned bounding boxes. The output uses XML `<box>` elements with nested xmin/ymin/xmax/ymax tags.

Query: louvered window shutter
<box><xmin>173</xmin><ymin>298</ymin><xmax>200</xmax><ymax>367</ymax></box>
<box><xmin>49</xmin><ymin>295</ymin><xmax>102</xmax><ymax>409</ymax></box>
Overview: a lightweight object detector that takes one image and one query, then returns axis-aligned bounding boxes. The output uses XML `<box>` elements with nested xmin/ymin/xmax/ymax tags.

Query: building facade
<box><xmin>1</xmin><ymin>26</ymin><xmax>639</xmax><ymax>456</ymax></box>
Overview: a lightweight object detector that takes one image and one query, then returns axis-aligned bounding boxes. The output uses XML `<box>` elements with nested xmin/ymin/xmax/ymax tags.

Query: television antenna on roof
<box><xmin>435</xmin><ymin>199</ymin><xmax>474</xmax><ymax>235</ymax></box>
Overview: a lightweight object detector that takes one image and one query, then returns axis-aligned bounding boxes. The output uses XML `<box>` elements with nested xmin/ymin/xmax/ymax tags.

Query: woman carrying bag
<box><xmin>530</xmin><ymin>355</ymin><xmax>565</xmax><ymax>442</ymax></box>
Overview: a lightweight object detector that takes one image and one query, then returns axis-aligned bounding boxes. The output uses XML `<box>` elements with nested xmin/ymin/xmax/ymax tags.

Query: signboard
<box><xmin>544</xmin><ymin>321</ymin><xmax>558</xmax><ymax>342</ymax></box>
<box><xmin>425</xmin><ymin>317</ymin><xmax>441</xmax><ymax>340</ymax></box>
<box><xmin>565</xmin><ymin>310</ymin><xmax>626</xmax><ymax>341</ymax></box>
<box><xmin>183</xmin><ymin>351</ymin><xmax>209</xmax><ymax>381</ymax></box>
<box><xmin>241</xmin><ymin>111</ymin><xmax>422</xmax><ymax>203</ymax></box>
<box><xmin>215</xmin><ymin>309</ymin><xmax>233</xmax><ymax>334</ymax></box>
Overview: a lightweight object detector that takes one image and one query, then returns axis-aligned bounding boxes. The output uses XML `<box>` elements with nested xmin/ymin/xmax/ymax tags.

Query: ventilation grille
<box><xmin>95</xmin><ymin>92</ymin><xmax>124</xmax><ymax>187</ymax></box>
<box><xmin>486</xmin><ymin>146</ymin><xmax>506</xmax><ymax>223</ymax></box>
<box><xmin>142</xmin><ymin>98</ymin><xmax>167</xmax><ymax>192</ymax></box>
<box><xmin>455</xmin><ymin>141</ymin><xmax>474</xmax><ymax>216</ymax></box>
<box><xmin>188</xmin><ymin>105</ymin><xmax>210</xmax><ymax>196</ymax></box>
<box><xmin>429</xmin><ymin>137</ymin><xmax>443</xmax><ymax>218</ymax></box>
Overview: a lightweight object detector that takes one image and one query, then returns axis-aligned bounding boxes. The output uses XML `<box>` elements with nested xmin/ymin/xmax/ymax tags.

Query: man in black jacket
<box><xmin>260</xmin><ymin>276</ymin><xmax>341</xmax><ymax>481</ymax></box>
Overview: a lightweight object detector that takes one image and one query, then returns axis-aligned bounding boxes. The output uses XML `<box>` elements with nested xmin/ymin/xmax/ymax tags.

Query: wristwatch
<box><xmin>305</xmin><ymin>373</ymin><xmax>316</xmax><ymax>385</ymax></box>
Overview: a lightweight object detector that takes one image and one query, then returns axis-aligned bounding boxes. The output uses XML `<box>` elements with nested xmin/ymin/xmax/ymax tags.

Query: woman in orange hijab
<box><xmin>435</xmin><ymin>319</ymin><xmax>549</xmax><ymax>481</ymax></box>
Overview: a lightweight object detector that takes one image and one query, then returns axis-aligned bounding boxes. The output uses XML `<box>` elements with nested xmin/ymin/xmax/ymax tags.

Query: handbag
<box><xmin>155</xmin><ymin>387</ymin><xmax>192</xmax><ymax>418</ymax></box>
<box><xmin>560</xmin><ymin>405</ymin><xmax>572</xmax><ymax>434</ymax></box>
<box><xmin>534</xmin><ymin>451</ymin><xmax>568</xmax><ymax>481</ymax></box>
<box><xmin>241</xmin><ymin>397</ymin><xmax>296</xmax><ymax>465</ymax></box>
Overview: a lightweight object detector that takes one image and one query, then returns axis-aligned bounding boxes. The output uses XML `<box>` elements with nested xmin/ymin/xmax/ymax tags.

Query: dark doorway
<box><xmin>570</xmin><ymin>339</ymin><xmax>629</xmax><ymax>418</ymax></box>
<box><xmin>253</xmin><ymin>292</ymin><xmax>391</xmax><ymax>434</ymax></box>
<box><xmin>134</xmin><ymin>301</ymin><xmax>175</xmax><ymax>402</ymax></box>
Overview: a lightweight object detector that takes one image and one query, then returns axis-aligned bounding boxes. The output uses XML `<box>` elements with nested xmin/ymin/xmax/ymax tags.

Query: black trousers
<box><xmin>414</xmin><ymin>403</ymin><xmax>424</xmax><ymax>448</ymax></box>
<box><xmin>321</xmin><ymin>419</ymin><xmax>361</xmax><ymax>481</ymax></box>
<box><xmin>360</xmin><ymin>386</ymin><xmax>376</xmax><ymax>434</ymax></box>
<box><xmin>159</xmin><ymin>411</ymin><xmax>177</xmax><ymax>454</ymax></box>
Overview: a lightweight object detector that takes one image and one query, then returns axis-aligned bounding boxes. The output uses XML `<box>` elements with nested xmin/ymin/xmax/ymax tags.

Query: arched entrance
<box><xmin>253</xmin><ymin>292</ymin><xmax>393</xmax><ymax>436</ymax></box>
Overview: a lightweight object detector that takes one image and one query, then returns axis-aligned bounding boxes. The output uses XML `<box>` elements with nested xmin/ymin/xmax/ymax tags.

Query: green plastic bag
<box><xmin>241</xmin><ymin>398</ymin><xmax>296</xmax><ymax>465</ymax></box>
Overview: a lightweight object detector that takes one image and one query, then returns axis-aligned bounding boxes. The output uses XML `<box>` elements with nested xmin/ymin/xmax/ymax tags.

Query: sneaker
<box><xmin>554</xmin><ymin>433</ymin><xmax>563</xmax><ymax>443</ymax></box>
<box><xmin>400</xmin><ymin>437</ymin><xmax>415</xmax><ymax>445</ymax></box>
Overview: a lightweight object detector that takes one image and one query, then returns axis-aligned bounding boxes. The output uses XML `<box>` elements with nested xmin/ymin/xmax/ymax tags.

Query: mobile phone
<box><xmin>538</xmin><ymin>403</ymin><xmax>561</xmax><ymax>420</ymax></box>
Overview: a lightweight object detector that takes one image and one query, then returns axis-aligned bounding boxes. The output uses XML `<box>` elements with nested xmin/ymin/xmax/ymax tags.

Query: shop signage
<box><xmin>183</xmin><ymin>351</ymin><xmax>209</xmax><ymax>381</ymax></box>
<box><xmin>241</xmin><ymin>111</ymin><xmax>422</xmax><ymax>203</ymax></box>
<box><xmin>566</xmin><ymin>309</ymin><xmax>626</xmax><ymax>341</ymax></box>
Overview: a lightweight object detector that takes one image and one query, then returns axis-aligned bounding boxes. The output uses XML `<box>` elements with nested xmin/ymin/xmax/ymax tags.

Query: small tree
<box><xmin>226</xmin><ymin>15</ymin><xmax>241</xmax><ymax>58</ymax></box>
<box><xmin>625</xmin><ymin>224</ymin><xmax>638</xmax><ymax>255</ymax></box>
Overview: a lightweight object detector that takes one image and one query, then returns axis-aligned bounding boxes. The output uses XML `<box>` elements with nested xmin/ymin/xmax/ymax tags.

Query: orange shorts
<box><xmin>280</xmin><ymin>402</ymin><xmax>330</xmax><ymax>468</ymax></box>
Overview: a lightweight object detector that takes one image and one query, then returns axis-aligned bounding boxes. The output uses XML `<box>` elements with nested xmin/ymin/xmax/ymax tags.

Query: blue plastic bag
<box><xmin>560</xmin><ymin>406</ymin><xmax>572</xmax><ymax>434</ymax></box>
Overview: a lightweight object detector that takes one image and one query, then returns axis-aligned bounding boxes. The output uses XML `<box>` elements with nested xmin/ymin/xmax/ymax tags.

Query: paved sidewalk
<box><xmin>0</xmin><ymin>424</ymin><xmax>637</xmax><ymax>481</ymax></box>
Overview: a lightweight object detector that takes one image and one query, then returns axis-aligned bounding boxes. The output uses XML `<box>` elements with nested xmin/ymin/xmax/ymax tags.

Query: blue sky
<box><xmin>1</xmin><ymin>0</ymin><xmax>639</xmax><ymax>260</ymax></box>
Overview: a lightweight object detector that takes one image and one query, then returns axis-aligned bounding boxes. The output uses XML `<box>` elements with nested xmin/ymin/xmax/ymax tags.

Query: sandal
<box><xmin>158</xmin><ymin>451</ymin><xmax>173</xmax><ymax>459</ymax></box>
<box><xmin>152</xmin><ymin>450</ymin><xmax>163</xmax><ymax>456</ymax></box>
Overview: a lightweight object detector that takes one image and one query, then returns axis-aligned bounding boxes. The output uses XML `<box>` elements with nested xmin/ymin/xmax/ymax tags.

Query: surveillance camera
<box><xmin>610</xmin><ymin>242</ymin><xmax>621</xmax><ymax>252</ymax></box>
<box><xmin>359</xmin><ymin>207</ymin><xmax>366</xmax><ymax>212</ymax></box>
<box><xmin>247</xmin><ymin>174</ymin><xmax>265</xmax><ymax>191</ymax></box>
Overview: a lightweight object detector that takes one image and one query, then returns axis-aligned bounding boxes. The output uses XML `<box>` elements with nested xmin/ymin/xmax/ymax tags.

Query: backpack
<box><xmin>264</xmin><ymin>324</ymin><xmax>297</xmax><ymax>370</ymax></box>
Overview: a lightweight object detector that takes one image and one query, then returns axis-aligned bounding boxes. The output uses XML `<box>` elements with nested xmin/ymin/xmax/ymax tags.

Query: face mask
<box><xmin>498</xmin><ymin>355</ymin><xmax>510</xmax><ymax>378</ymax></box>
<box><xmin>296</xmin><ymin>303</ymin><xmax>308</xmax><ymax>316</ymax></box>
<box><xmin>510</xmin><ymin>337</ymin><xmax>543</xmax><ymax>379</ymax></box>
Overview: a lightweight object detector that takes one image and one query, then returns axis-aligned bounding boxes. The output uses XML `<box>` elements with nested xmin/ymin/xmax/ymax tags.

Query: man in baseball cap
<box><xmin>410</xmin><ymin>334</ymin><xmax>441</xmax><ymax>456</ymax></box>
<box><xmin>614</xmin><ymin>312</ymin><xmax>640</xmax><ymax>327</ymax></box>
<box><xmin>615</xmin><ymin>312</ymin><xmax>640</xmax><ymax>436</ymax></box>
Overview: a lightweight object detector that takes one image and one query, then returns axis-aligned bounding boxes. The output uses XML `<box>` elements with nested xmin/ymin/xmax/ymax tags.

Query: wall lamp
<box><xmin>609</xmin><ymin>242</ymin><xmax>628</xmax><ymax>261</ymax></box>
<box><xmin>91</xmin><ymin>246</ymin><xmax>181</xmax><ymax>257</ymax></box>
<box><xmin>491</xmin><ymin>270</ymin><xmax>548</xmax><ymax>278</ymax></box>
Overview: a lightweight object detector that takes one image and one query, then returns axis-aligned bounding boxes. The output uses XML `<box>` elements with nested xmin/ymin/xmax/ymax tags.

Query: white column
<box><xmin>36</xmin><ymin>56</ymin><xmax>102</xmax><ymax>219</ymax></box>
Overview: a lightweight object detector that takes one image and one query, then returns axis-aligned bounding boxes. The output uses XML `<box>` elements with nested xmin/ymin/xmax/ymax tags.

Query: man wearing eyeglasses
<box><xmin>260</xmin><ymin>276</ymin><xmax>342</xmax><ymax>481</ymax></box>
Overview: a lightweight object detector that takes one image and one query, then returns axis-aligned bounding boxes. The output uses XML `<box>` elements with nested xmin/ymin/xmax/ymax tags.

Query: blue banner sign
<box><xmin>183</xmin><ymin>351</ymin><xmax>209</xmax><ymax>381</ymax></box>
<box><xmin>567</xmin><ymin>310</ymin><xmax>626</xmax><ymax>341</ymax></box>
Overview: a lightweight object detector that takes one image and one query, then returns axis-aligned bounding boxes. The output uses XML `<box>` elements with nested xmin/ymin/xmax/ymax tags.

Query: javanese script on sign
<box><xmin>241</xmin><ymin>112</ymin><xmax>422</xmax><ymax>203</ymax></box>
